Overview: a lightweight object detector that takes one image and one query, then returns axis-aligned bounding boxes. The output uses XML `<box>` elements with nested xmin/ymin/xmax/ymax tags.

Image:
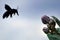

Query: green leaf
<box><xmin>51</xmin><ymin>16</ymin><xmax>60</xmax><ymax>26</ymax></box>
<box><xmin>47</xmin><ymin>28</ymin><xmax>60</xmax><ymax>40</ymax></box>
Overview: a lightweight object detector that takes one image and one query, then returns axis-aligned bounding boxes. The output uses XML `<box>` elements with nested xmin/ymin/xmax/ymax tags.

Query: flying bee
<box><xmin>3</xmin><ymin>4</ymin><xmax>19</xmax><ymax>19</ymax></box>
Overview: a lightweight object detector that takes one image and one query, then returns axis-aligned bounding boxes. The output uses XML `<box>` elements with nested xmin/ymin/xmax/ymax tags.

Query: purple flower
<box><xmin>43</xmin><ymin>27</ymin><xmax>49</xmax><ymax>34</ymax></box>
<box><xmin>41</xmin><ymin>15</ymin><xmax>50</xmax><ymax>24</ymax></box>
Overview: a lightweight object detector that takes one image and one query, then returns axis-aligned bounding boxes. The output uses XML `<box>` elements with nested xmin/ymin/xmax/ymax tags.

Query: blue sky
<box><xmin>0</xmin><ymin>0</ymin><xmax>60</xmax><ymax>40</ymax></box>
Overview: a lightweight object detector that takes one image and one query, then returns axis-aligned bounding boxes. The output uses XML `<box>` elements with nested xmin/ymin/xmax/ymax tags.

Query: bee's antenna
<box><xmin>17</xmin><ymin>6</ymin><xmax>19</xmax><ymax>11</ymax></box>
<box><xmin>16</xmin><ymin>6</ymin><xmax>19</xmax><ymax>16</ymax></box>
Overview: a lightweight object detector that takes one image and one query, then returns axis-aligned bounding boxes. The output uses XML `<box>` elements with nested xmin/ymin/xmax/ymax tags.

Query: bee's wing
<box><xmin>3</xmin><ymin>11</ymin><xmax>9</xmax><ymax>19</ymax></box>
<box><xmin>5</xmin><ymin>4</ymin><xmax>11</xmax><ymax>11</ymax></box>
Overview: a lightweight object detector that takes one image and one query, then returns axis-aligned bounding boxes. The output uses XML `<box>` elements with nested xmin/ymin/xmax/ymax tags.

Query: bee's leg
<box><xmin>12</xmin><ymin>12</ymin><xmax>15</xmax><ymax>15</ymax></box>
<box><xmin>10</xmin><ymin>14</ymin><xmax>12</xmax><ymax>17</ymax></box>
<box><xmin>16</xmin><ymin>11</ymin><xmax>19</xmax><ymax>16</ymax></box>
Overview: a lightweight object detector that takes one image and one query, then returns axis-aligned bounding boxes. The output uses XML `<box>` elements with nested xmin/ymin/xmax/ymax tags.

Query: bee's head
<box><xmin>12</xmin><ymin>9</ymin><xmax>19</xmax><ymax>16</ymax></box>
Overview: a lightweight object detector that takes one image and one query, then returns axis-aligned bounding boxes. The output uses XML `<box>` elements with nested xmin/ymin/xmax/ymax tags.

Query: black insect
<box><xmin>3</xmin><ymin>4</ymin><xmax>19</xmax><ymax>19</ymax></box>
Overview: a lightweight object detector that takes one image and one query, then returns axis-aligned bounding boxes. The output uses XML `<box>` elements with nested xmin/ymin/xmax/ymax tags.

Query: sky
<box><xmin>0</xmin><ymin>0</ymin><xmax>60</xmax><ymax>40</ymax></box>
